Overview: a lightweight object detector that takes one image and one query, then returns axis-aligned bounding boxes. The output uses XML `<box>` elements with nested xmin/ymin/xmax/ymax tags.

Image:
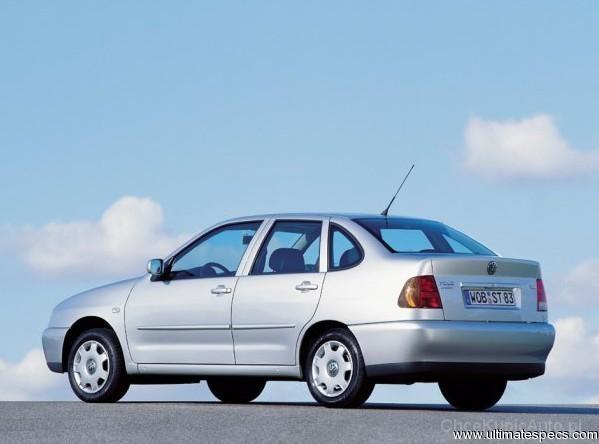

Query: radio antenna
<box><xmin>380</xmin><ymin>164</ymin><xmax>415</xmax><ymax>217</ymax></box>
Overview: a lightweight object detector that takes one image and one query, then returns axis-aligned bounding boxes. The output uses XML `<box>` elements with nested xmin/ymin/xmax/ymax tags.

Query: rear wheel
<box><xmin>67</xmin><ymin>328</ymin><xmax>130</xmax><ymax>403</ymax></box>
<box><xmin>305</xmin><ymin>328</ymin><xmax>374</xmax><ymax>408</ymax></box>
<box><xmin>439</xmin><ymin>379</ymin><xmax>507</xmax><ymax>411</ymax></box>
<box><xmin>207</xmin><ymin>377</ymin><xmax>266</xmax><ymax>403</ymax></box>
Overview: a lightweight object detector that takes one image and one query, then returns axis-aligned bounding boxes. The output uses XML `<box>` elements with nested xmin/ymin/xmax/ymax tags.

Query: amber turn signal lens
<box><xmin>401</xmin><ymin>278</ymin><xmax>420</xmax><ymax>308</ymax></box>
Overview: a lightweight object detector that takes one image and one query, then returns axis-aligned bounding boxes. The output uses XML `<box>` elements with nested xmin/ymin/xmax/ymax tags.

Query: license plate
<box><xmin>462</xmin><ymin>288</ymin><xmax>516</xmax><ymax>307</ymax></box>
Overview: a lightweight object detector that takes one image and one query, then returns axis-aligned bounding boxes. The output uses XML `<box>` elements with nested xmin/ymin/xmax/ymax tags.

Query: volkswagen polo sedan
<box><xmin>42</xmin><ymin>213</ymin><xmax>555</xmax><ymax>409</ymax></box>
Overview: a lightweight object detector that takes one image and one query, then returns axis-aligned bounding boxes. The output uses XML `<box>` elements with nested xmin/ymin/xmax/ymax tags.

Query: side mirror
<box><xmin>147</xmin><ymin>258</ymin><xmax>164</xmax><ymax>277</ymax></box>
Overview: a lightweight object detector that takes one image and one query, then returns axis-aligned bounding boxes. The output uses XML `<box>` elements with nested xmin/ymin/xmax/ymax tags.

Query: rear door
<box><xmin>231</xmin><ymin>219</ymin><xmax>326</xmax><ymax>365</ymax></box>
<box><xmin>432</xmin><ymin>256</ymin><xmax>542</xmax><ymax>322</ymax></box>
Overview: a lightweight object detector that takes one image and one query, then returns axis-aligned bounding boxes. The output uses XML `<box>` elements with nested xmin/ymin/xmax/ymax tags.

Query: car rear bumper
<box><xmin>42</xmin><ymin>327</ymin><xmax>68</xmax><ymax>373</ymax></box>
<box><xmin>349</xmin><ymin>320</ymin><xmax>555</xmax><ymax>382</ymax></box>
<box><xmin>366</xmin><ymin>362</ymin><xmax>545</xmax><ymax>382</ymax></box>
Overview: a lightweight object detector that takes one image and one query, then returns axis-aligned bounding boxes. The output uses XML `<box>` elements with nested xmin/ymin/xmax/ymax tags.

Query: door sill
<box><xmin>137</xmin><ymin>363</ymin><xmax>302</xmax><ymax>380</ymax></box>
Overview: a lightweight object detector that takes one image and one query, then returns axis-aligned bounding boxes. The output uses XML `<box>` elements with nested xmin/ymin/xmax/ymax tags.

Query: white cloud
<box><xmin>546</xmin><ymin>316</ymin><xmax>599</xmax><ymax>380</ymax></box>
<box><xmin>551</xmin><ymin>258</ymin><xmax>599</xmax><ymax>307</ymax></box>
<box><xmin>464</xmin><ymin>114</ymin><xmax>599</xmax><ymax>181</ymax></box>
<box><xmin>18</xmin><ymin>196</ymin><xmax>188</xmax><ymax>278</ymax></box>
<box><xmin>0</xmin><ymin>349</ymin><xmax>65</xmax><ymax>401</ymax></box>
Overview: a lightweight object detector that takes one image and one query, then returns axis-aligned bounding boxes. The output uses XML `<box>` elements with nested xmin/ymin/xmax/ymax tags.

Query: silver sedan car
<box><xmin>42</xmin><ymin>213</ymin><xmax>555</xmax><ymax>409</ymax></box>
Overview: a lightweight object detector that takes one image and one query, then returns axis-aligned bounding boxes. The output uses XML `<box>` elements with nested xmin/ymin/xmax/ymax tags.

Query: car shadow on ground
<box><xmin>362</xmin><ymin>403</ymin><xmax>599</xmax><ymax>415</ymax></box>
<box><xmin>121</xmin><ymin>401</ymin><xmax>599</xmax><ymax>415</ymax></box>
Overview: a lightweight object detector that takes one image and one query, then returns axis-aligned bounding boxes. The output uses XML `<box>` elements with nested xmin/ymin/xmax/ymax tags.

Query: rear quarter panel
<box><xmin>311</xmin><ymin>218</ymin><xmax>444</xmax><ymax>325</ymax></box>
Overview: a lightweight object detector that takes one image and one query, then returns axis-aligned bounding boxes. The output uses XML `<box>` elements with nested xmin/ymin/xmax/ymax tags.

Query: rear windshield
<box><xmin>354</xmin><ymin>218</ymin><xmax>495</xmax><ymax>255</ymax></box>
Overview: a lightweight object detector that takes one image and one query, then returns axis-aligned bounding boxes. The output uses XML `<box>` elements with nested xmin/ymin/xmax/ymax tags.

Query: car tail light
<box><xmin>536</xmin><ymin>278</ymin><xmax>547</xmax><ymax>312</ymax></box>
<box><xmin>398</xmin><ymin>275</ymin><xmax>443</xmax><ymax>309</ymax></box>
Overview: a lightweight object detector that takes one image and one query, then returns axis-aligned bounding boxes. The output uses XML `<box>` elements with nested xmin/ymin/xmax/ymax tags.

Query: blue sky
<box><xmin>1</xmin><ymin>2</ymin><xmax>598</xmax><ymax>403</ymax></box>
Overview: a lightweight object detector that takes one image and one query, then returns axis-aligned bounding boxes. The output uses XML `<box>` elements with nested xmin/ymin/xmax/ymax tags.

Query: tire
<box><xmin>67</xmin><ymin>328</ymin><xmax>130</xmax><ymax>403</ymax></box>
<box><xmin>304</xmin><ymin>328</ymin><xmax>374</xmax><ymax>408</ymax></box>
<box><xmin>439</xmin><ymin>379</ymin><xmax>507</xmax><ymax>411</ymax></box>
<box><xmin>207</xmin><ymin>377</ymin><xmax>266</xmax><ymax>403</ymax></box>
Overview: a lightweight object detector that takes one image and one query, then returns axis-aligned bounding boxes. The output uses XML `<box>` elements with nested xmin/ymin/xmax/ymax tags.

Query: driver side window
<box><xmin>169</xmin><ymin>221</ymin><xmax>261</xmax><ymax>280</ymax></box>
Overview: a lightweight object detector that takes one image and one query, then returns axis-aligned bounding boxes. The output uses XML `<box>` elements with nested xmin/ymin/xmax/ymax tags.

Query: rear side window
<box><xmin>329</xmin><ymin>224</ymin><xmax>363</xmax><ymax>270</ymax></box>
<box><xmin>354</xmin><ymin>218</ymin><xmax>495</xmax><ymax>255</ymax></box>
<box><xmin>252</xmin><ymin>220</ymin><xmax>322</xmax><ymax>274</ymax></box>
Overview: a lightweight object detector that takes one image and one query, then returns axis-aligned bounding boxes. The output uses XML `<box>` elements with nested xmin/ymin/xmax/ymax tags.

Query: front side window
<box><xmin>354</xmin><ymin>217</ymin><xmax>495</xmax><ymax>255</ymax></box>
<box><xmin>329</xmin><ymin>224</ymin><xmax>363</xmax><ymax>270</ymax></box>
<box><xmin>252</xmin><ymin>220</ymin><xmax>322</xmax><ymax>274</ymax></box>
<box><xmin>169</xmin><ymin>221</ymin><xmax>261</xmax><ymax>280</ymax></box>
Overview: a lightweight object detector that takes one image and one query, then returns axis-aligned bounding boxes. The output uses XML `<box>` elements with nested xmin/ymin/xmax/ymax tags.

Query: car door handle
<box><xmin>295</xmin><ymin>281</ymin><xmax>319</xmax><ymax>292</ymax></box>
<box><xmin>211</xmin><ymin>285</ymin><xmax>232</xmax><ymax>295</ymax></box>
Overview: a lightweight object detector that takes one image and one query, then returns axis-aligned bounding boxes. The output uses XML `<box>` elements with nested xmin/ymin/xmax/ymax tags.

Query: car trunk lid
<box><xmin>432</xmin><ymin>256</ymin><xmax>541</xmax><ymax>322</ymax></box>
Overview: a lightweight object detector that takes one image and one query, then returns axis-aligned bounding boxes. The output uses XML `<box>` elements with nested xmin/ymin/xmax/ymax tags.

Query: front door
<box><xmin>126</xmin><ymin>221</ymin><xmax>262</xmax><ymax>364</ymax></box>
<box><xmin>232</xmin><ymin>220</ymin><xmax>325</xmax><ymax>365</ymax></box>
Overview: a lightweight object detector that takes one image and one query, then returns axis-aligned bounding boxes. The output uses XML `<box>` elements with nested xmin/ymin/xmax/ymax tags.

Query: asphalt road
<box><xmin>1</xmin><ymin>402</ymin><xmax>597</xmax><ymax>444</ymax></box>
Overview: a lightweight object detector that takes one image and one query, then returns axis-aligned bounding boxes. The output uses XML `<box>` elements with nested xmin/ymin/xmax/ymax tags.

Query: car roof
<box><xmin>220</xmin><ymin>212</ymin><xmax>442</xmax><ymax>224</ymax></box>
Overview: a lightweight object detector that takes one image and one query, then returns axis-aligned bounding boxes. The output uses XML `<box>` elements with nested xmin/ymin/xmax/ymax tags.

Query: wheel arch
<box><xmin>61</xmin><ymin>316</ymin><xmax>116</xmax><ymax>372</ymax></box>
<box><xmin>297</xmin><ymin>320</ymin><xmax>354</xmax><ymax>377</ymax></box>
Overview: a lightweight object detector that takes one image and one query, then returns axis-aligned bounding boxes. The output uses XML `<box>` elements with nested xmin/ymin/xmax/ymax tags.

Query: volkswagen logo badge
<box><xmin>487</xmin><ymin>261</ymin><xmax>497</xmax><ymax>275</ymax></box>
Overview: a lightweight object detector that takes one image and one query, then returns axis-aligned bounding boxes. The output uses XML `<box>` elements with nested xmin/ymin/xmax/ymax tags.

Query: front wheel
<box><xmin>305</xmin><ymin>328</ymin><xmax>374</xmax><ymax>408</ymax></box>
<box><xmin>207</xmin><ymin>377</ymin><xmax>266</xmax><ymax>403</ymax></box>
<box><xmin>67</xmin><ymin>328</ymin><xmax>130</xmax><ymax>403</ymax></box>
<box><xmin>439</xmin><ymin>379</ymin><xmax>507</xmax><ymax>411</ymax></box>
